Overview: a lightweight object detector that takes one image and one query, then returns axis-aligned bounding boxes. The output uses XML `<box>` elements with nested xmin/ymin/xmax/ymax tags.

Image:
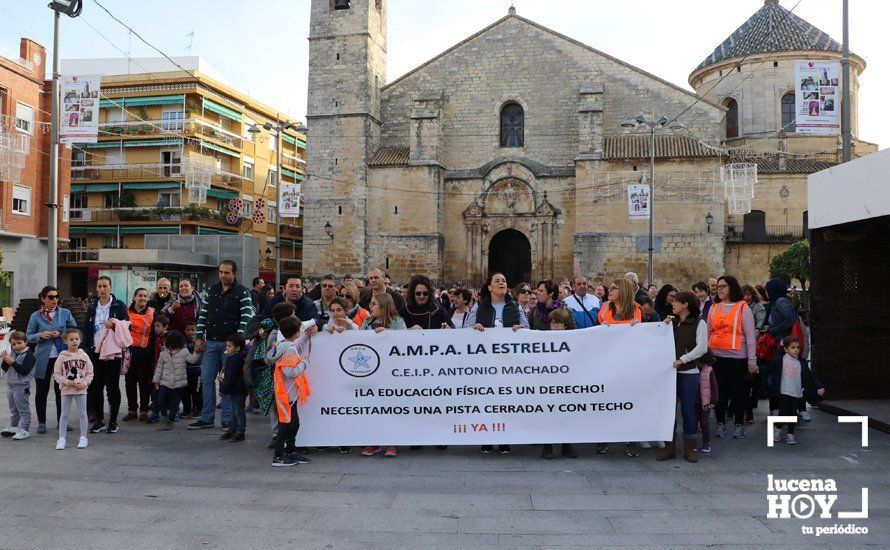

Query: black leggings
<box><xmin>275</xmin><ymin>403</ymin><xmax>300</xmax><ymax>457</ymax></box>
<box><xmin>715</xmin><ymin>357</ymin><xmax>747</xmax><ymax>426</ymax></box>
<box><xmin>778</xmin><ymin>394</ymin><xmax>799</xmax><ymax>434</ymax></box>
<box><xmin>35</xmin><ymin>358</ymin><xmax>62</xmax><ymax>425</ymax></box>
<box><xmin>88</xmin><ymin>358</ymin><xmax>122</xmax><ymax>424</ymax></box>
<box><xmin>180</xmin><ymin>369</ymin><xmax>202</xmax><ymax>414</ymax></box>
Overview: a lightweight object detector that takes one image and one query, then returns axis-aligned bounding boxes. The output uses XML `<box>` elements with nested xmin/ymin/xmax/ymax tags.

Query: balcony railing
<box><xmin>99</xmin><ymin>118</ymin><xmax>243</xmax><ymax>149</ymax></box>
<box><xmin>725</xmin><ymin>224</ymin><xmax>805</xmax><ymax>243</ymax></box>
<box><xmin>59</xmin><ymin>249</ymin><xmax>100</xmax><ymax>263</ymax></box>
<box><xmin>72</xmin><ymin>163</ymin><xmax>182</xmax><ymax>181</ymax></box>
<box><xmin>69</xmin><ymin>207</ymin><xmax>237</xmax><ymax>226</ymax></box>
<box><xmin>281</xmin><ymin>152</ymin><xmax>306</xmax><ymax>166</ymax></box>
<box><xmin>279</xmin><ymin>223</ymin><xmax>302</xmax><ymax>237</ymax></box>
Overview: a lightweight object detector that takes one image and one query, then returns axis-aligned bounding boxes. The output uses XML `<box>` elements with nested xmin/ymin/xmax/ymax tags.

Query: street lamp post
<box><xmin>619</xmin><ymin>113</ymin><xmax>684</xmax><ymax>286</ymax></box>
<box><xmin>249</xmin><ymin>118</ymin><xmax>295</xmax><ymax>288</ymax></box>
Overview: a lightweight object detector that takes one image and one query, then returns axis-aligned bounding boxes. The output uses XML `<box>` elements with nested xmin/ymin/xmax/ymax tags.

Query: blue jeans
<box><xmin>677</xmin><ymin>373</ymin><xmax>700</xmax><ymax>436</ymax></box>
<box><xmin>200</xmin><ymin>341</ymin><xmax>231</xmax><ymax>424</ymax></box>
<box><xmin>228</xmin><ymin>393</ymin><xmax>246</xmax><ymax>433</ymax></box>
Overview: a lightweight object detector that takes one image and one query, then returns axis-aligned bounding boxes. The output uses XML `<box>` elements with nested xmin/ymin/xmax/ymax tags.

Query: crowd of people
<box><xmin>1</xmin><ymin>261</ymin><xmax>824</xmax><ymax>466</ymax></box>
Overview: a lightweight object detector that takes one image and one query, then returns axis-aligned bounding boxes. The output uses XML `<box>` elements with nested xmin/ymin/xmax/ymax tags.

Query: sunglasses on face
<box><xmin>415</xmin><ymin>291</ymin><xmax>429</xmax><ymax>297</ymax></box>
<box><xmin>518</xmin><ymin>288</ymin><xmax>530</xmax><ymax>294</ymax></box>
<box><xmin>46</xmin><ymin>295</ymin><xmax>60</xmax><ymax>300</ymax></box>
<box><xmin>321</xmin><ymin>284</ymin><xmax>336</xmax><ymax>288</ymax></box>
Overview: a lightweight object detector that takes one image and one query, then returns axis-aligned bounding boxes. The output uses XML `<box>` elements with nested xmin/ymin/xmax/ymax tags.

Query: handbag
<box><xmin>756</xmin><ymin>332</ymin><xmax>778</xmax><ymax>363</ymax></box>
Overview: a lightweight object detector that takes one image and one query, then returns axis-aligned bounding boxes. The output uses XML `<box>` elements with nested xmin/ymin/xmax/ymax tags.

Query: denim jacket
<box><xmin>25</xmin><ymin>308</ymin><xmax>78</xmax><ymax>379</ymax></box>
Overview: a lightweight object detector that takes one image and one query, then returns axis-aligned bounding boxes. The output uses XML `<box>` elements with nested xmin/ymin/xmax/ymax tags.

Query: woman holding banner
<box><xmin>660</xmin><ymin>291</ymin><xmax>708</xmax><ymax>463</ymax></box>
<box><xmin>474</xmin><ymin>272</ymin><xmax>528</xmax><ymax>454</ymax></box>
<box><xmin>360</xmin><ymin>293</ymin><xmax>406</xmax><ymax>458</ymax></box>
<box><xmin>596</xmin><ymin>279</ymin><xmax>643</xmax><ymax>457</ymax></box>
<box><xmin>400</xmin><ymin>275</ymin><xmax>451</xmax><ymax>330</ymax></box>
<box><xmin>530</xmin><ymin>280</ymin><xmax>565</xmax><ymax>331</ymax></box>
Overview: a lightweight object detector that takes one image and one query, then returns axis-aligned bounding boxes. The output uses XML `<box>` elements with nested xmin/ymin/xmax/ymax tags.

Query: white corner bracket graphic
<box><xmin>838</xmin><ymin>488</ymin><xmax>869</xmax><ymax>519</ymax></box>
<box><xmin>838</xmin><ymin>416</ymin><xmax>869</xmax><ymax>447</ymax></box>
<box><xmin>767</xmin><ymin>416</ymin><xmax>798</xmax><ymax>447</ymax></box>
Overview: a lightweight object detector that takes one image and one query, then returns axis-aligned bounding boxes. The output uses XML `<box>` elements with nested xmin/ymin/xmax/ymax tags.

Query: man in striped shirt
<box><xmin>188</xmin><ymin>260</ymin><xmax>254</xmax><ymax>430</ymax></box>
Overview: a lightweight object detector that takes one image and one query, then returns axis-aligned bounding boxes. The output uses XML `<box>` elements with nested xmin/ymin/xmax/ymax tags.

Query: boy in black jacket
<box><xmin>219</xmin><ymin>335</ymin><xmax>247</xmax><ymax>442</ymax></box>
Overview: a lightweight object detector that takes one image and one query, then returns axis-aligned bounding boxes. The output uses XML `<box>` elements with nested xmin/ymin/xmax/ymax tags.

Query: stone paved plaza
<box><xmin>0</xmin><ymin>379</ymin><xmax>887</xmax><ymax>549</ymax></box>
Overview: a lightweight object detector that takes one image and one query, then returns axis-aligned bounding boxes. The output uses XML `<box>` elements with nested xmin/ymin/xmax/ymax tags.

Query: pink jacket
<box><xmin>53</xmin><ymin>349</ymin><xmax>94</xmax><ymax>396</ymax></box>
<box><xmin>95</xmin><ymin>318</ymin><xmax>133</xmax><ymax>360</ymax></box>
<box><xmin>699</xmin><ymin>364</ymin><xmax>718</xmax><ymax>407</ymax></box>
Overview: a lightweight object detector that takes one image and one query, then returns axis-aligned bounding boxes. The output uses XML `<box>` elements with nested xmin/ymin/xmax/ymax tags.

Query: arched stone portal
<box><xmin>488</xmin><ymin>229</ymin><xmax>531</xmax><ymax>287</ymax></box>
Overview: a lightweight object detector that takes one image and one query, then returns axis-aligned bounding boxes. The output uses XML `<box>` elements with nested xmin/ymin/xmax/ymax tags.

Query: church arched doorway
<box><xmin>488</xmin><ymin>229</ymin><xmax>531</xmax><ymax>287</ymax></box>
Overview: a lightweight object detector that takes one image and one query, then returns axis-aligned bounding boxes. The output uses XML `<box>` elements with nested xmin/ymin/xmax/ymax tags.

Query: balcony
<box><xmin>72</xmin><ymin>163</ymin><xmax>182</xmax><ymax>182</ymax></box>
<box><xmin>279</xmin><ymin>223</ymin><xmax>303</xmax><ymax>238</ymax></box>
<box><xmin>281</xmin><ymin>151</ymin><xmax>306</xmax><ymax>167</ymax></box>
<box><xmin>69</xmin><ymin>206</ymin><xmax>242</xmax><ymax>230</ymax></box>
<box><xmin>725</xmin><ymin>225</ymin><xmax>805</xmax><ymax>244</ymax></box>
<box><xmin>98</xmin><ymin>118</ymin><xmax>243</xmax><ymax>149</ymax></box>
<box><xmin>59</xmin><ymin>249</ymin><xmax>100</xmax><ymax>263</ymax></box>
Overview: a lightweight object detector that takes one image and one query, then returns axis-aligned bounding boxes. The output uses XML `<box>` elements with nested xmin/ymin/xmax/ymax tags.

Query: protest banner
<box><xmin>295</xmin><ymin>323</ymin><xmax>677</xmax><ymax>446</ymax></box>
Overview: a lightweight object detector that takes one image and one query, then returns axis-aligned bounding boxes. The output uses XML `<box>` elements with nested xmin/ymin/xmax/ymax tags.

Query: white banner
<box><xmin>627</xmin><ymin>183</ymin><xmax>650</xmax><ymax>220</ymax></box>
<box><xmin>60</xmin><ymin>74</ymin><xmax>101</xmax><ymax>143</ymax></box>
<box><xmin>279</xmin><ymin>183</ymin><xmax>302</xmax><ymax>217</ymax></box>
<box><xmin>295</xmin><ymin>323</ymin><xmax>677</xmax><ymax>446</ymax></box>
<box><xmin>795</xmin><ymin>61</ymin><xmax>840</xmax><ymax>135</ymax></box>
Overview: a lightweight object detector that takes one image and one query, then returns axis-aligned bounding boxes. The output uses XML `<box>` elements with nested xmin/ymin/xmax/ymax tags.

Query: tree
<box><xmin>770</xmin><ymin>240</ymin><xmax>810</xmax><ymax>290</ymax></box>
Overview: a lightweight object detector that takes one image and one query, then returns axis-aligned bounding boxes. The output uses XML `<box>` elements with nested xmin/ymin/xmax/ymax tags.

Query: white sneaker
<box><xmin>55</xmin><ymin>437</ymin><xmax>66</xmax><ymax>450</ymax></box>
<box><xmin>715</xmin><ymin>423</ymin><xmax>727</xmax><ymax>438</ymax></box>
<box><xmin>77</xmin><ymin>436</ymin><xmax>88</xmax><ymax>449</ymax></box>
<box><xmin>12</xmin><ymin>430</ymin><xmax>29</xmax><ymax>440</ymax></box>
<box><xmin>652</xmin><ymin>441</ymin><xmax>665</xmax><ymax>449</ymax></box>
<box><xmin>773</xmin><ymin>428</ymin><xmax>781</xmax><ymax>442</ymax></box>
<box><xmin>638</xmin><ymin>441</ymin><xmax>651</xmax><ymax>449</ymax></box>
<box><xmin>799</xmin><ymin>411</ymin><xmax>811</xmax><ymax>422</ymax></box>
<box><xmin>770</xmin><ymin>409</ymin><xmax>779</xmax><ymax>416</ymax></box>
<box><xmin>785</xmin><ymin>433</ymin><xmax>798</xmax><ymax>445</ymax></box>
<box><xmin>0</xmin><ymin>426</ymin><xmax>16</xmax><ymax>437</ymax></box>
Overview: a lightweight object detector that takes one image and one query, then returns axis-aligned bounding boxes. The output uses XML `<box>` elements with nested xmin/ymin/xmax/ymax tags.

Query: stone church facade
<box><xmin>303</xmin><ymin>0</ymin><xmax>874</xmax><ymax>288</ymax></box>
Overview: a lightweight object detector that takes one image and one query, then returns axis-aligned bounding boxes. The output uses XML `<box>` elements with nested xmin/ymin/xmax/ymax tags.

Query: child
<box><xmin>695</xmin><ymin>361</ymin><xmax>718</xmax><ymax>453</ymax></box>
<box><xmin>1</xmin><ymin>331</ymin><xmax>36</xmax><ymax>440</ymax></box>
<box><xmin>266</xmin><ymin>317</ymin><xmax>311</xmax><ymax>466</ymax></box>
<box><xmin>323</xmin><ymin>297</ymin><xmax>359</xmax><ymax>333</ymax></box>
<box><xmin>53</xmin><ymin>329</ymin><xmax>94</xmax><ymax>449</ymax></box>
<box><xmin>766</xmin><ymin>336</ymin><xmax>825</xmax><ymax>445</ymax></box>
<box><xmin>181</xmin><ymin>322</ymin><xmax>203</xmax><ymax>418</ymax></box>
<box><xmin>152</xmin><ymin>331</ymin><xmax>200</xmax><ymax>430</ymax></box>
<box><xmin>541</xmin><ymin>308</ymin><xmax>578</xmax><ymax>459</ymax></box>
<box><xmin>219</xmin><ymin>335</ymin><xmax>248</xmax><ymax>442</ymax></box>
<box><xmin>148</xmin><ymin>314</ymin><xmax>170</xmax><ymax>424</ymax></box>
<box><xmin>637</xmin><ymin>296</ymin><xmax>661</xmax><ymax>323</ymax></box>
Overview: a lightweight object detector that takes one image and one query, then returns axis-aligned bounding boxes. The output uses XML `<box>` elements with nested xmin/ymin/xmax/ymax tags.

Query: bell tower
<box><xmin>304</xmin><ymin>0</ymin><xmax>387</xmax><ymax>277</ymax></box>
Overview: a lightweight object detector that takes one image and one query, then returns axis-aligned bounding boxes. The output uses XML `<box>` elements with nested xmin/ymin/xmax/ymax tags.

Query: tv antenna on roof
<box><xmin>185</xmin><ymin>31</ymin><xmax>195</xmax><ymax>55</ymax></box>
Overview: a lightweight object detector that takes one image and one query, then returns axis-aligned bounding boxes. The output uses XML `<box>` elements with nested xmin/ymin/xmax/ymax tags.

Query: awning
<box><xmin>69</xmin><ymin>226</ymin><xmax>117</xmax><ymax>234</ymax></box>
<box><xmin>198</xmin><ymin>227</ymin><xmax>238</xmax><ymax>235</ymax></box>
<box><xmin>71</xmin><ymin>183</ymin><xmax>119</xmax><ymax>192</ymax></box>
<box><xmin>99</xmin><ymin>95</ymin><xmax>184</xmax><ymax>108</ymax></box>
<box><xmin>124</xmin><ymin>139</ymin><xmax>183</xmax><ymax>148</ymax></box>
<box><xmin>121</xmin><ymin>182</ymin><xmax>182</xmax><ymax>190</ymax></box>
<box><xmin>281</xmin><ymin>168</ymin><xmax>304</xmax><ymax>180</ymax></box>
<box><xmin>119</xmin><ymin>226</ymin><xmax>181</xmax><ymax>235</ymax></box>
<box><xmin>202</xmin><ymin>98</ymin><xmax>242</xmax><ymax>123</ymax></box>
<box><xmin>77</xmin><ymin>142</ymin><xmax>122</xmax><ymax>149</ymax></box>
<box><xmin>296</xmin><ymin>139</ymin><xmax>306</xmax><ymax>148</ymax></box>
<box><xmin>198</xmin><ymin>139</ymin><xmax>240</xmax><ymax>158</ymax></box>
<box><xmin>206</xmin><ymin>188</ymin><xmax>238</xmax><ymax>200</ymax></box>
<box><xmin>282</xmin><ymin>134</ymin><xmax>296</xmax><ymax>145</ymax></box>
<box><xmin>279</xmin><ymin>238</ymin><xmax>303</xmax><ymax>248</ymax></box>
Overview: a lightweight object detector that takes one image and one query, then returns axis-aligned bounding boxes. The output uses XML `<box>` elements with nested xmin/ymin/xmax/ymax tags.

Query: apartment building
<box><xmin>59</xmin><ymin>57</ymin><xmax>304</xmax><ymax>298</ymax></box>
<box><xmin>1</xmin><ymin>38</ymin><xmax>71</xmax><ymax>308</ymax></box>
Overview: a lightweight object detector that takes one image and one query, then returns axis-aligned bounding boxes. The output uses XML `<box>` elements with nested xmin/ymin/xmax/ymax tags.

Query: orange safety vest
<box><xmin>708</xmin><ymin>301</ymin><xmax>746</xmax><ymax>351</ymax></box>
<box><xmin>273</xmin><ymin>352</ymin><xmax>311</xmax><ymax>423</ymax></box>
<box><xmin>351</xmin><ymin>307</ymin><xmax>369</xmax><ymax>328</ymax></box>
<box><xmin>597</xmin><ymin>301</ymin><xmax>642</xmax><ymax>325</ymax></box>
<box><xmin>128</xmin><ymin>306</ymin><xmax>155</xmax><ymax>348</ymax></box>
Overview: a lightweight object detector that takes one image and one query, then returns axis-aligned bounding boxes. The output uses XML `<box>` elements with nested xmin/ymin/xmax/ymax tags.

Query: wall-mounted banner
<box><xmin>627</xmin><ymin>183</ymin><xmax>651</xmax><ymax>220</ymax></box>
<box><xmin>60</xmin><ymin>74</ymin><xmax>101</xmax><ymax>143</ymax></box>
<box><xmin>295</xmin><ymin>323</ymin><xmax>677</xmax><ymax>446</ymax></box>
<box><xmin>279</xmin><ymin>183</ymin><xmax>302</xmax><ymax>218</ymax></box>
<box><xmin>795</xmin><ymin>60</ymin><xmax>840</xmax><ymax>135</ymax></box>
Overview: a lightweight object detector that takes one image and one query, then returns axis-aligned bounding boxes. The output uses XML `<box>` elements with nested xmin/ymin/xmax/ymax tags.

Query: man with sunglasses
<box><xmin>314</xmin><ymin>274</ymin><xmax>339</xmax><ymax>323</ymax></box>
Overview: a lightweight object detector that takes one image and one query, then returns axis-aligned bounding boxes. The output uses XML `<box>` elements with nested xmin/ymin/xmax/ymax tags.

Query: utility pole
<box><xmin>275</xmin><ymin>117</ymin><xmax>282</xmax><ymax>288</ymax></box>
<box><xmin>841</xmin><ymin>0</ymin><xmax>852</xmax><ymax>162</ymax></box>
<box><xmin>47</xmin><ymin>10</ymin><xmax>61</xmax><ymax>287</ymax></box>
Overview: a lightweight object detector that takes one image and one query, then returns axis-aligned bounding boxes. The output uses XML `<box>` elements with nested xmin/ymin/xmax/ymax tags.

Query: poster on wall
<box><xmin>795</xmin><ymin>61</ymin><xmax>840</xmax><ymax>135</ymax></box>
<box><xmin>60</xmin><ymin>74</ymin><xmax>101</xmax><ymax>143</ymax></box>
<box><xmin>627</xmin><ymin>184</ymin><xmax>650</xmax><ymax>220</ymax></box>
<box><xmin>280</xmin><ymin>183</ymin><xmax>302</xmax><ymax>218</ymax></box>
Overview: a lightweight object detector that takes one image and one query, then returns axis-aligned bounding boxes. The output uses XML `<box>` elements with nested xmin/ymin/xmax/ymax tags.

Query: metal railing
<box><xmin>59</xmin><ymin>249</ymin><xmax>99</xmax><ymax>263</ymax></box>
<box><xmin>69</xmin><ymin>207</ymin><xmax>232</xmax><ymax>225</ymax></box>
<box><xmin>72</xmin><ymin>163</ymin><xmax>182</xmax><ymax>181</ymax></box>
<box><xmin>98</xmin><ymin>117</ymin><xmax>243</xmax><ymax>149</ymax></box>
<box><xmin>281</xmin><ymin>152</ymin><xmax>305</xmax><ymax>166</ymax></box>
<box><xmin>725</xmin><ymin>224</ymin><xmax>805</xmax><ymax>243</ymax></box>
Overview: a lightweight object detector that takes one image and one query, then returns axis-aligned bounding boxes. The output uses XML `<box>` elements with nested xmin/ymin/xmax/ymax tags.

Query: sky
<box><xmin>1</xmin><ymin>0</ymin><xmax>886</xmax><ymax>148</ymax></box>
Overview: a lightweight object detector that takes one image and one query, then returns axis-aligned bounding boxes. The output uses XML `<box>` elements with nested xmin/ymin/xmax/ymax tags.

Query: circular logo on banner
<box><xmin>339</xmin><ymin>344</ymin><xmax>380</xmax><ymax>378</ymax></box>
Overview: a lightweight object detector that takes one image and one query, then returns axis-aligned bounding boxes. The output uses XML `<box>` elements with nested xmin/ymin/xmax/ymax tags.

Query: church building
<box><xmin>303</xmin><ymin>0</ymin><xmax>875</xmax><ymax>287</ymax></box>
